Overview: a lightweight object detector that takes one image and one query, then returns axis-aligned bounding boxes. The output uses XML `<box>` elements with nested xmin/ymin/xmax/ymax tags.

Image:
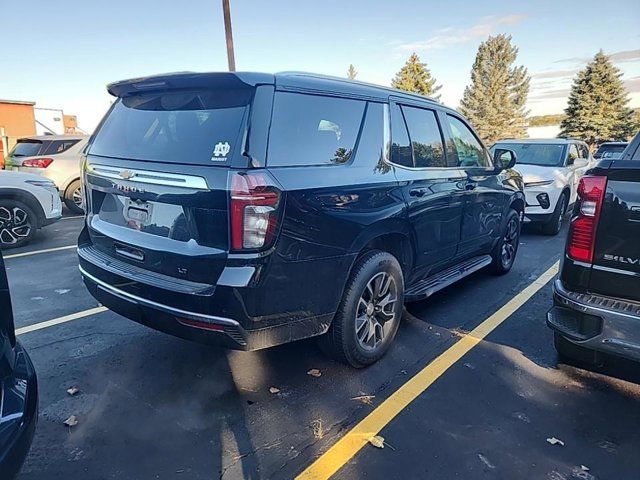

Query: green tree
<box><xmin>559</xmin><ymin>51</ymin><xmax>637</xmax><ymax>146</ymax></box>
<box><xmin>347</xmin><ymin>64</ymin><xmax>357</xmax><ymax>80</ymax></box>
<box><xmin>391</xmin><ymin>53</ymin><xmax>441</xmax><ymax>100</ymax></box>
<box><xmin>459</xmin><ymin>34</ymin><xmax>530</xmax><ymax>145</ymax></box>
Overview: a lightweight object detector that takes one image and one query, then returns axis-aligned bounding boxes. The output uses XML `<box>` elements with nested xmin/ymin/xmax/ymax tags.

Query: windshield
<box><xmin>9</xmin><ymin>140</ymin><xmax>43</xmax><ymax>157</ymax></box>
<box><xmin>89</xmin><ymin>89</ymin><xmax>251</xmax><ymax>166</ymax></box>
<box><xmin>492</xmin><ymin>142</ymin><xmax>566</xmax><ymax>166</ymax></box>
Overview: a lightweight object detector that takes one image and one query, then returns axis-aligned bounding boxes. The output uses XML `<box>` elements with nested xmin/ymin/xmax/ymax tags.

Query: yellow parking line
<box><xmin>296</xmin><ymin>261</ymin><xmax>560</xmax><ymax>480</ymax></box>
<box><xmin>15</xmin><ymin>306</ymin><xmax>107</xmax><ymax>336</ymax></box>
<box><xmin>4</xmin><ymin>245</ymin><xmax>76</xmax><ymax>259</ymax></box>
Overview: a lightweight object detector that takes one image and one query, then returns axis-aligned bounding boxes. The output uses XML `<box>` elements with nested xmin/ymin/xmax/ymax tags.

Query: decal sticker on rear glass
<box><xmin>212</xmin><ymin>141</ymin><xmax>231</xmax><ymax>162</ymax></box>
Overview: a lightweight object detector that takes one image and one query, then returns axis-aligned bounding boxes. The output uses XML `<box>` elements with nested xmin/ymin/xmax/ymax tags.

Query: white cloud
<box><xmin>397</xmin><ymin>14</ymin><xmax>527</xmax><ymax>52</ymax></box>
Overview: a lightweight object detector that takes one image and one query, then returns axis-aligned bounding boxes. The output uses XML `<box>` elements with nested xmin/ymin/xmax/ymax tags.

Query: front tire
<box><xmin>320</xmin><ymin>250</ymin><xmax>404</xmax><ymax>368</ymax></box>
<box><xmin>490</xmin><ymin>209</ymin><xmax>520</xmax><ymax>275</ymax></box>
<box><xmin>0</xmin><ymin>199</ymin><xmax>37</xmax><ymax>249</ymax></box>
<box><xmin>541</xmin><ymin>192</ymin><xmax>568</xmax><ymax>236</ymax></box>
<box><xmin>64</xmin><ymin>179</ymin><xmax>84</xmax><ymax>214</ymax></box>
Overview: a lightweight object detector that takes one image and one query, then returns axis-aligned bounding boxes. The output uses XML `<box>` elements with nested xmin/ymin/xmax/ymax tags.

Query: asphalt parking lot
<box><xmin>7</xmin><ymin>213</ymin><xmax>640</xmax><ymax>480</ymax></box>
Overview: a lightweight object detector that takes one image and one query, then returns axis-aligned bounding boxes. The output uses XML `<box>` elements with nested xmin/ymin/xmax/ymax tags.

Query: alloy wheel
<box><xmin>0</xmin><ymin>206</ymin><xmax>32</xmax><ymax>246</ymax></box>
<box><xmin>355</xmin><ymin>272</ymin><xmax>398</xmax><ymax>351</ymax></box>
<box><xmin>72</xmin><ymin>186</ymin><xmax>84</xmax><ymax>209</ymax></box>
<box><xmin>501</xmin><ymin>216</ymin><xmax>519</xmax><ymax>268</ymax></box>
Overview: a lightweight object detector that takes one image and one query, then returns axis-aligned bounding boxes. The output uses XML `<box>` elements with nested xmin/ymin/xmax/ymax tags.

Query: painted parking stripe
<box><xmin>15</xmin><ymin>306</ymin><xmax>107</xmax><ymax>336</ymax></box>
<box><xmin>60</xmin><ymin>215</ymin><xmax>84</xmax><ymax>220</ymax></box>
<box><xmin>4</xmin><ymin>245</ymin><xmax>76</xmax><ymax>260</ymax></box>
<box><xmin>296</xmin><ymin>261</ymin><xmax>560</xmax><ymax>480</ymax></box>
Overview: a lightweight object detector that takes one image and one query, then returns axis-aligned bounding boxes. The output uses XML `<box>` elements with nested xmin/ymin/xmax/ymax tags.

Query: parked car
<box><xmin>491</xmin><ymin>139</ymin><xmax>594</xmax><ymax>235</ymax></box>
<box><xmin>0</xmin><ymin>171</ymin><xmax>62</xmax><ymax>249</ymax></box>
<box><xmin>77</xmin><ymin>72</ymin><xmax>524</xmax><ymax>367</ymax></box>
<box><xmin>548</xmin><ymin>131</ymin><xmax>640</xmax><ymax>364</ymax></box>
<box><xmin>0</xmin><ymin>251</ymin><xmax>38</xmax><ymax>479</ymax></box>
<box><xmin>593</xmin><ymin>141</ymin><xmax>628</xmax><ymax>160</ymax></box>
<box><xmin>6</xmin><ymin>135</ymin><xmax>89</xmax><ymax>214</ymax></box>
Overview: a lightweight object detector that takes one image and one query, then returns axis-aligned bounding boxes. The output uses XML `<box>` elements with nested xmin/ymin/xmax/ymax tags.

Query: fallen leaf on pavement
<box><xmin>269</xmin><ymin>387</ymin><xmax>280</xmax><ymax>394</ymax></box>
<box><xmin>307</xmin><ymin>368</ymin><xmax>321</xmax><ymax>377</ymax></box>
<box><xmin>368</xmin><ymin>435</ymin><xmax>385</xmax><ymax>449</ymax></box>
<box><xmin>581</xmin><ymin>465</ymin><xmax>590</xmax><ymax>471</ymax></box>
<box><xmin>311</xmin><ymin>419</ymin><xmax>324</xmax><ymax>439</ymax></box>
<box><xmin>66</xmin><ymin>387</ymin><xmax>79</xmax><ymax>396</ymax></box>
<box><xmin>63</xmin><ymin>415</ymin><xmax>78</xmax><ymax>427</ymax></box>
<box><xmin>351</xmin><ymin>395</ymin><xmax>375</xmax><ymax>405</ymax></box>
<box><xmin>546</xmin><ymin>437</ymin><xmax>565</xmax><ymax>446</ymax></box>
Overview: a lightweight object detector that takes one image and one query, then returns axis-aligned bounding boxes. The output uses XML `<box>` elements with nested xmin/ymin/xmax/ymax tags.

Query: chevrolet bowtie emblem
<box><xmin>119</xmin><ymin>169</ymin><xmax>135</xmax><ymax>180</ymax></box>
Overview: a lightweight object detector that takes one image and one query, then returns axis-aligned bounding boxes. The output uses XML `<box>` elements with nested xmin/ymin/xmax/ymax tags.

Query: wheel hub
<box><xmin>355</xmin><ymin>272</ymin><xmax>399</xmax><ymax>351</ymax></box>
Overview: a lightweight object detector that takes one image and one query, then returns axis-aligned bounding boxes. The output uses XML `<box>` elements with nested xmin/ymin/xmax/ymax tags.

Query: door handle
<box><xmin>409</xmin><ymin>188</ymin><xmax>427</xmax><ymax>197</ymax></box>
<box><xmin>465</xmin><ymin>182</ymin><xmax>477</xmax><ymax>191</ymax></box>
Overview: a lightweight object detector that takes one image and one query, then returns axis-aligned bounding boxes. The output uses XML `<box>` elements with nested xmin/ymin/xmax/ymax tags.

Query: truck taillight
<box><xmin>22</xmin><ymin>157</ymin><xmax>54</xmax><ymax>168</ymax></box>
<box><xmin>567</xmin><ymin>176</ymin><xmax>607</xmax><ymax>263</ymax></box>
<box><xmin>229</xmin><ymin>172</ymin><xmax>281</xmax><ymax>251</ymax></box>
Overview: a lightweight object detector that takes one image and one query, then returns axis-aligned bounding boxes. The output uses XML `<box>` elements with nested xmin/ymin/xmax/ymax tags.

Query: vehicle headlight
<box><xmin>524</xmin><ymin>179</ymin><xmax>554</xmax><ymax>188</ymax></box>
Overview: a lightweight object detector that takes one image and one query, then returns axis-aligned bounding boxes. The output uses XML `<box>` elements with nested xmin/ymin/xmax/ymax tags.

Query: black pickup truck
<box><xmin>548</xmin><ymin>132</ymin><xmax>640</xmax><ymax>363</ymax></box>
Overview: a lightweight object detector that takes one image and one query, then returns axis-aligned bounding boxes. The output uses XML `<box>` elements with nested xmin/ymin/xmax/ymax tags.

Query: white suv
<box><xmin>0</xmin><ymin>171</ymin><xmax>62</xmax><ymax>248</ymax></box>
<box><xmin>491</xmin><ymin>139</ymin><xmax>594</xmax><ymax>235</ymax></box>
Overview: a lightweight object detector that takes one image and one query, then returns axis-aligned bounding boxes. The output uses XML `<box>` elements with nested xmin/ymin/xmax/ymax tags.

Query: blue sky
<box><xmin>1</xmin><ymin>0</ymin><xmax>638</xmax><ymax>131</ymax></box>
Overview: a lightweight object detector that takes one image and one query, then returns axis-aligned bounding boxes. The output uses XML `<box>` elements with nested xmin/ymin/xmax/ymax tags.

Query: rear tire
<box><xmin>541</xmin><ymin>192</ymin><xmax>568</xmax><ymax>236</ymax></box>
<box><xmin>319</xmin><ymin>250</ymin><xmax>404</xmax><ymax>368</ymax></box>
<box><xmin>554</xmin><ymin>332</ymin><xmax>599</xmax><ymax>366</ymax></box>
<box><xmin>490</xmin><ymin>209</ymin><xmax>520</xmax><ymax>275</ymax></box>
<box><xmin>64</xmin><ymin>179</ymin><xmax>84</xmax><ymax>214</ymax></box>
<box><xmin>0</xmin><ymin>199</ymin><xmax>37</xmax><ymax>249</ymax></box>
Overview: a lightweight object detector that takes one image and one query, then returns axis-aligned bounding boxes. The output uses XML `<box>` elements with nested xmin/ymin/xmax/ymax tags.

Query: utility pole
<box><xmin>221</xmin><ymin>0</ymin><xmax>236</xmax><ymax>71</ymax></box>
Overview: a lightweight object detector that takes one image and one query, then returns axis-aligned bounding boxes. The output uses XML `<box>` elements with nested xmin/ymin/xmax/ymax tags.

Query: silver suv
<box><xmin>6</xmin><ymin>135</ymin><xmax>88</xmax><ymax>214</ymax></box>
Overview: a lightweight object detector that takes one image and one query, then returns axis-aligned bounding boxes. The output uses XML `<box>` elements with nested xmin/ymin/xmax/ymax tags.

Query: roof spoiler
<box><xmin>107</xmin><ymin>72</ymin><xmax>275</xmax><ymax>98</ymax></box>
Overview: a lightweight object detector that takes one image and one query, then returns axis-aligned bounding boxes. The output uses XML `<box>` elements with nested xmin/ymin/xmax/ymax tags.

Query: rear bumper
<box><xmin>77</xmin><ymin>239</ymin><xmax>341</xmax><ymax>351</ymax></box>
<box><xmin>0</xmin><ymin>343</ymin><xmax>38</xmax><ymax>479</ymax></box>
<box><xmin>547</xmin><ymin>279</ymin><xmax>640</xmax><ymax>361</ymax></box>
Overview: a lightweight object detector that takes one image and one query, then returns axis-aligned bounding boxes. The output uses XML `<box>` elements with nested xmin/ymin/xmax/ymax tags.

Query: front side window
<box><xmin>577</xmin><ymin>144</ymin><xmax>589</xmax><ymax>159</ymax></box>
<box><xmin>267</xmin><ymin>92</ymin><xmax>366</xmax><ymax>167</ymax></box>
<box><xmin>401</xmin><ymin>106</ymin><xmax>446</xmax><ymax>168</ymax></box>
<box><xmin>447</xmin><ymin>115</ymin><xmax>490</xmax><ymax>168</ymax></box>
<box><xmin>568</xmin><ymin>144</ymin><xmax>579</xmax><ymax>165</ymax></box>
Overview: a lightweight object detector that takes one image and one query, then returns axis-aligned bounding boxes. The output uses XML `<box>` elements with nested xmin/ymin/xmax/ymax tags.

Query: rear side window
<box><xmin>447</xmin><ymin>115</ymin><xmax>491</xmax><ymax>168</ymax></box>
<box><xmin>401</xmin><ymin>106</ymin><xmax>446</xmax><ymax>168</ymax></box>
<box><xmin>90</xmin><ymin>89</ymin><xmax>251</xmax><ymax>165</ymax></box>
<box><xmin>43</xmin><ymin>139</ymin><xmax>80</xmax><ymax>155</ymax></box>
<box><xmin>577</xmin><ymin>144</ymin><xmax>589</xmax><ymax>159</ymax></box>
<box><xmin>10</xmin><ymin>140</ymin><xmax>42</xmax><ymax>157</ymax></box>
<box><xmin>390</xmin><ymin>104</ymin><xmax>412</xmax><ymax>167</ymax></box>
<box><xmin>267</xmin><ymin>92</ymin><xmax>365</xmax><ymax>167</ymax></box>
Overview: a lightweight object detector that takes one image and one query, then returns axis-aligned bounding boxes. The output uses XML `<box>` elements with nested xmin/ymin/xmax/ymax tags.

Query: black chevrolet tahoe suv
<box><xmin>548</xmin><ymin>131</ymin><xmax>640</xmax><ymax>364</ymax></box>
<box><xmin>78</xmin><ymin>72</ymin><xmax>524</xmax><ymax>367</ymax></box>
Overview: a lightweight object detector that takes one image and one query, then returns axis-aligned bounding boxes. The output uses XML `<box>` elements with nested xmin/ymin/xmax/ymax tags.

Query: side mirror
<box><xmin>574</xmin><ymin>158</ymin><xmax>589</xmax><ymax>168</ymax></box>
<box><xmin>493</xmin><ymin>148</ymin><xmax>517</xmax><ymax>171</ymax></box>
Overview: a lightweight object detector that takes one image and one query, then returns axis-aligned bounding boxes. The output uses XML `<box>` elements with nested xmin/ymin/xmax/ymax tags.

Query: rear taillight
<box><xmin>229</xmin><ymin>172</ymin><xmax>281</xmax><ymax>251</ymax></box>
<box><xmin>567</xmin><ymin>175</ymin><xmax>607</xmax><ymax>263</ymax></box>
<box><xmin>22</xmin><ymin>157</ymin><xmax>54</xmax><ymax>168</ymax></box>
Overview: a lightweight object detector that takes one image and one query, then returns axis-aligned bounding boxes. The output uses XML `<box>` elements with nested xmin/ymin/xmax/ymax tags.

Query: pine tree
<box><xmin>459</xmin><ymin>34</ymin><xmax>530</xmax><ymax>145</ymax></box>
<box><xmin>391</xmin><ymin>53</ymin><xmax>441</xmax><ymax>100</ymax></box>
<box><xmin>560</xmin><ymin>51</ymin><xmax>637</xmax><ymax>146</ymax></box>
<box><xmin>347</xmin><ymin>64</ymin><xmax>357</xmax><ymax>80</ymax></box>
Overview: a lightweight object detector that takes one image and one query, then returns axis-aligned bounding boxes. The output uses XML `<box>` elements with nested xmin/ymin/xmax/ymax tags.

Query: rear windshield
<box><xmin>10</xmin><ymin>140</ymin><xmax>43</xmax><ymax>157</ymax></box>
<box><xmin>492</xmin><ymin>142</ymin><xmax>566</xmax><ymax>167</ymax></box>
<box><xmin>89</xmin><ymin>89</ymin><xmax>251</xmax><ymax>165</ymax></box>
<box><xmin>595</xmin><ymin>144</ymin><xmax>627</xmax><ymax>159</ymax></box>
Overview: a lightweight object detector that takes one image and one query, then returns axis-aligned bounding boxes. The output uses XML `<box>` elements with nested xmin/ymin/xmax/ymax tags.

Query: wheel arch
<box><xmin>349</xmin><ymin>220</ymin><xmax>415</xmax><ymax>278</ymax></box>
<box><xmin>0</xmin><ymin>188</ymin><xmax>46</xmax><ymax>227</ymax></box>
